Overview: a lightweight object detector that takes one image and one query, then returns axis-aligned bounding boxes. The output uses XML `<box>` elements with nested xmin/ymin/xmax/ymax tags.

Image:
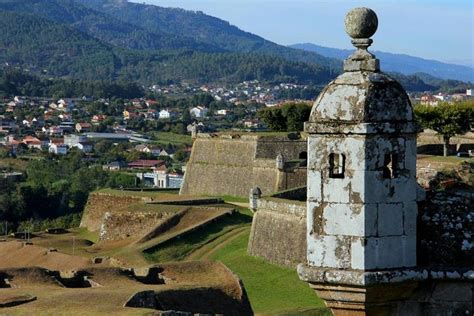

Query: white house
<box><xmin>135</xmin><ymin>144</ymin><xmax>161</xmax><ymax>156</ymax></box>
<box><xmin>159</xmin><ymin>148</ymin><xmax>175</xmax><ymax>159</ymax></box>
<box><xmin>64</xmin><ymin>134</ymin><xmax>88</xmax><ymax>147</ymax></box>
<box><xmin>189</xmin><ymin>106</ymin><xmax>209</xmax><ymax>118</ymax></box>
<box><xmin>49</xmin><ymin>143</ymin><xmax>68</xmax><ymax>155</ymax></box>
<box><xmin>434</xmin><ymin>93</ymin><xmax>448</xmax><ymax>101</ymax></box>
<box><xmin>139</xmin><ymin>165</ymin><xmax>184</xmax><ymax>189</ymax></box>
<box><xmin>72</xmin><ymin>142</ymin><xmax>93</xmax><ymax>153</ymax></box>
<box><xmin>155</xmin><ymin>173</ymin><xmax>184</xmax><ymax>189</ymax></box>
<box><xmin>159</xmin><ymin>109</ymin><xmax>178</xmax><ymax>120</ymax></box>
<box><xmin>216</xmin><ymin>109</ymin><xmax>229</xmax><ymax>116</ymax></box>
<box><xmin>58</xmin><ymin>98</ymin><xmax>75</xmax><ymax>110</ymax></box>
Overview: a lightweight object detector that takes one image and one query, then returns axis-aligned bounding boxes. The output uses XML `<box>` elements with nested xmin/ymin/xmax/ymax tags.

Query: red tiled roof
<box><xmin>128</xmin><ymin>160</ymin><xmax>165</xmax><ymax>168</ymax></box>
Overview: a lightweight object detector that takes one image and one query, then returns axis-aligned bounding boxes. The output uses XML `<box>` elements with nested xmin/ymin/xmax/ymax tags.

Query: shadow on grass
<box><xmin>143</xmin><ymin>209</ymin><xmax>252</xmax><ymax>262</ymax></box>
<box><xmin>275</xmin><ymin>308</ymin><xmax>332</xmax><ymax>316</ymax></box>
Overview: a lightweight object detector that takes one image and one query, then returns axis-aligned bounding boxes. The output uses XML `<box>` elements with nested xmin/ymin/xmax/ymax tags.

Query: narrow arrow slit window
<box><xmin>329</xmin><ymin>153</ymin><xmax>345</xmax><ymax>178</ymax></box>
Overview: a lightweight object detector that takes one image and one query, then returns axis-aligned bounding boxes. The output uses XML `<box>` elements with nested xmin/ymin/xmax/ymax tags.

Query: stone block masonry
<box><xmin>180</xmin><ymin>133</ymin><xmax>307</xmax><ymax>197</ymax></box>
<box><xmin>248</xmin><ymin>193</ymin><xmax>307</xmax><ymax>268</ymax></box>
<box><xmin>80</xmin><ymin>193</ymin><xmax>145</xmax><ymax>232</ymax></box>
<box><xmin>99</xmin><ymin>210</ymin><xmax>176</xmax><ymax>241</ymax></box>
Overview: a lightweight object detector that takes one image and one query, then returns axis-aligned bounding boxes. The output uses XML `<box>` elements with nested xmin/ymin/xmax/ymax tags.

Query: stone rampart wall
<box><xmin>80</xmin><ymin>193</ymin><xmax>145</xmax><ymax>232</ymax></box>
<box><xmin>396</xmin><ymin>280</ymin><xmax>473</xmax><ymax>315</ymax></box>
<box><xmin>255</xmin><ymin>136</ymin><xmax>307</xmax><ymax>159</ymax></box>
<box><xmin>180</xmin><ymin>134</ymin><xmax>307</xmax><ymax>197</ymax></box>
<box><xmin>99</xmin><ymin>211</ymin><xmax>173</xmax><ymax>241</ymax></box>
<box><xmin>279</xmin><ymin>168</ymin><xmax>307</xmax><ymax>191</ymax></box>
<box><xmin>418</xmin><ymin>190</ymin><xmax>473</xmax><ymax>267</ymax></box>
<box><xmin>248</xmin><ymin>197</ymin><xmax>306</xmax><ymax>267</ymax></box>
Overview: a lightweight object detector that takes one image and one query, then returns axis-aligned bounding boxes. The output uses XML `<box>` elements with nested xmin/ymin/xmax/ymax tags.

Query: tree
<box><xmin>107</xmin><ymin>173</ymin><xmax>136</xmax><ymax>189</ymax></box>
<box><xmin>414</xmin><ymin>101</ymin><xmax>473</xmax><ymax>156</ymax></box>
<box><xmin>258</xmin><ymin>102</ymin><xmax>312</xmax><ymax>132</ymax></box>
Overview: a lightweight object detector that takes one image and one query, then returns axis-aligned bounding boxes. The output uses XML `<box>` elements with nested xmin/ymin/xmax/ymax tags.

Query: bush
<box><xmin>17</xmin><ymin>213</ymin><xmax>82</xmax><ymax>232</ymax></box>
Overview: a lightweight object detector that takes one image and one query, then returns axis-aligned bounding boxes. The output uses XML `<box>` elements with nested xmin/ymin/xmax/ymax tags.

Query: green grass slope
<box><xmin>208</xmin><ymin>228</ymin><xmax>328</xmax><ymax>314</ymax></box>
<box><xmin>143</xmin><ymin>205</ymin><xmax>328</xmax><ymax>314</ymax></box>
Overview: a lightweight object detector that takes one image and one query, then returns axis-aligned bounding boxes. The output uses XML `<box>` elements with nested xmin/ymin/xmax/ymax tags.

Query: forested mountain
<box><xmin>0</xmin><ymin>11</ymin><xmax>117</xmax><ymax>80</ymax></box>
<box><xmin>0</xmin><ymin>0</ymin><xmax>469</xmax><ymax>92</ymax></box>
<box><xmin>78</xmin><ymin>0</ymin><xmax>341</xmax><ymax>68</ymax></box>
<box><xmin>0</xmin><ymin>10</ymin><xmax>333</xmax><ymax>85</ymax></box>
<box><xmin>0</xmin><ymin>0</ymin><xmax>340</xmax><ymax>70</ymax></box>
<box><xmin>0</xmin><ymin>0</ymin><xmax>219</xmax><ymax>52</ymax></box>
<box><xmin>290</xmin><ymin>43</ymin><xmax>474</xmax><ymax>83</ymax></box>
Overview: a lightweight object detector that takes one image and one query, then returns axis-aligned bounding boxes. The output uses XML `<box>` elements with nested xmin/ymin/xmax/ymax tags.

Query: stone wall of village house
<box><xmin>179</xmin><ymin>134</ymin><xmax>307</xmax><ymax>197</ymax></box>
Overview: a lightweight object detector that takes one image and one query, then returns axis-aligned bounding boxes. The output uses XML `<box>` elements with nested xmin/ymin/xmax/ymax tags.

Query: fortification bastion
<box><xmin>180</xmin><ymin>132</ymin><xmax>308</xmax><ymax>197</ymax></box>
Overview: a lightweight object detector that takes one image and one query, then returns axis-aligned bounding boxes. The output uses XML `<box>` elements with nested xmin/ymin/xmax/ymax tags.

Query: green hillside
<box><xmin>0</xmin><ymin>11</ymin><xmax>117</xmax><ymax>80</ymax></box>
<box><xmin>79</xmin><ymin>0</ymin><xmax>341</xmax><ymax>69</ymax></box>
<box><xmin>0</xmin><ymin>0</ymin><xmax>218</xmax><ymax>52</ymax></box>
<box><xmin>0</xmin><ymin>10</ymin><xmax>334</xmax><ymax>85</ymax></box>
<box><xmin>0</xmin><ymin>0</ymin><xmax>467</xmax><ymax>91</ymax></box>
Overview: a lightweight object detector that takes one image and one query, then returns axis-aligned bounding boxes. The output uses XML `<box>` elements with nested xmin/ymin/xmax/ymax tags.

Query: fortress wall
<box><xmin>278</xmin><ymin>167</ymin><xmax>307</xmax><ymax>191</ymax></box>
<box><xmin>189</xmin><ymin>136</ymin><xmax>257</xmax><ymax>165</ymax></box>
<box><xmin>396</xmin><ymin>280</ymin><xmax>473</xmax><ymax>315</ymax></box>
<box><xmin>181</xmin><ymin>162</ymin><xmax>279</xmax><ymax>197</ymax></box>
<box><xmin>418</xmin><ymin>190</ymin><xmax>473</xmax><ymax>267</ymax></box>
<box><xmin>248</xmin><ymin>198</ymin><xmax>306</xmax><ymax>268</ymax></box>
<box><xmin>99</xmin><ymin>211</ymin><xmax>172</xmax><ymax>241</ymax></box>
<box><xmin>80</xmin><ymin>193</ymin><xmax>144</xmax><ymax>232</ymax></box>
<box><xmin>255</xmin><ymin>136</ymin><xmax>307</xmax><ymax>159</ymax></box>
<box><xmin>180</xmin><ymin>134</ymin><xmax>308</xmax><ymax>197</ymax></box>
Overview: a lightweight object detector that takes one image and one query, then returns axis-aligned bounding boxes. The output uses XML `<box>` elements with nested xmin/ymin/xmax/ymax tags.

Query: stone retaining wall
<box><xmin>248</xmin><ymin>197</ymin><xmax>306</xmax><ymax>267</ymax></box>
<box><xmin>80</xmin><ymin>193</ymin><xmax>145</xmax><ymax>232</ymax></box>
<box><xmin>99</xmin><ymin>211</ymin><xmax>175</xmax><ymax>241</ymax></box>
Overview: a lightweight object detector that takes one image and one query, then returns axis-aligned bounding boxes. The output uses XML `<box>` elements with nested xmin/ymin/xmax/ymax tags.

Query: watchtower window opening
<box><xmin>383</xmin><ymin>153</ymin><xmax>398</xmax><ymax>179</ymax></box>
<box><xmin>299</xmin><ymin>151</ymin><xmax>308</xmax><ymax>167</ymax></box>
<box><xmin>329</xmin><ymin>153</ymin><xmax>345</xmax><ymax>178</ymax></box>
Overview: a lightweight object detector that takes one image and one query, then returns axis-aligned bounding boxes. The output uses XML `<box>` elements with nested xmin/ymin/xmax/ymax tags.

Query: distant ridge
<box><xmin>0</xmin><ymin>0</ymin><xmax>470</xmax><ymax>91</ymax></box>
<box><xmin>290</xmin><ymin>43</ymin><xmax>474</xmax><ymax>83</ymax></box>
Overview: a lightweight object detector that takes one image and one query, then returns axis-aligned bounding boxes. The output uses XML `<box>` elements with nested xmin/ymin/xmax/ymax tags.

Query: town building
<box><xmin>103</xmin><ymin>161</ymin><xmax>128</xmax><ymax>171</ymax></box>
<box><xmin>190</xmin><ymin>106</ymin><xmax>209</xmax><ymax>118</ymax></box>
<box><xmin>127</xmin><ymin>159</ymin><xmax>165</xmax><ymax>170</ymax></box>
<box><xmin>48</xmin><ymin>143</ymin><xmax>68</xmax><ymax>155</ymax></box>
<box><xmin>158</xmin><ymin>109</ymin><xmax>178</xmax><ymax>119</ymax></box>
<box><xmin>64</xmin><ymin>134</ymin><xmax>88</xmax><ymax>147</ymax></box>
<box><xmin>75</xmin><ymin>122</ymin><xmax>92</xmax><ymax>133</ymax></box>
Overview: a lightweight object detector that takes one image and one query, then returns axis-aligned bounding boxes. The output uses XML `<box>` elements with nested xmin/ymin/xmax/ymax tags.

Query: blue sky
<box><xmin>135</xmin><ymin>0</ymin><xmax>473</xmax><ymax>66</ymax></box>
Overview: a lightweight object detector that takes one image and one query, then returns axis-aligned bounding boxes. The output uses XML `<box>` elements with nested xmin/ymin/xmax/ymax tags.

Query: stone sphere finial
<box><xmin>343</xmin><ymin>7</ymin><xmax>380</xmax><ymax>72</ymax></box>
<box><xmin>344</xmin><ymin>7</ymin><xmax>378</xmax><ymax>39</ymax></box>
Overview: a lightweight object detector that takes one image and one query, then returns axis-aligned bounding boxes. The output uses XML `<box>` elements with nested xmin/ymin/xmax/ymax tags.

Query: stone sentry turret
<box><xmin>298</xmin><ymin>8</ymin><xmax>424</xmax><ymax>315</ymax></box>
